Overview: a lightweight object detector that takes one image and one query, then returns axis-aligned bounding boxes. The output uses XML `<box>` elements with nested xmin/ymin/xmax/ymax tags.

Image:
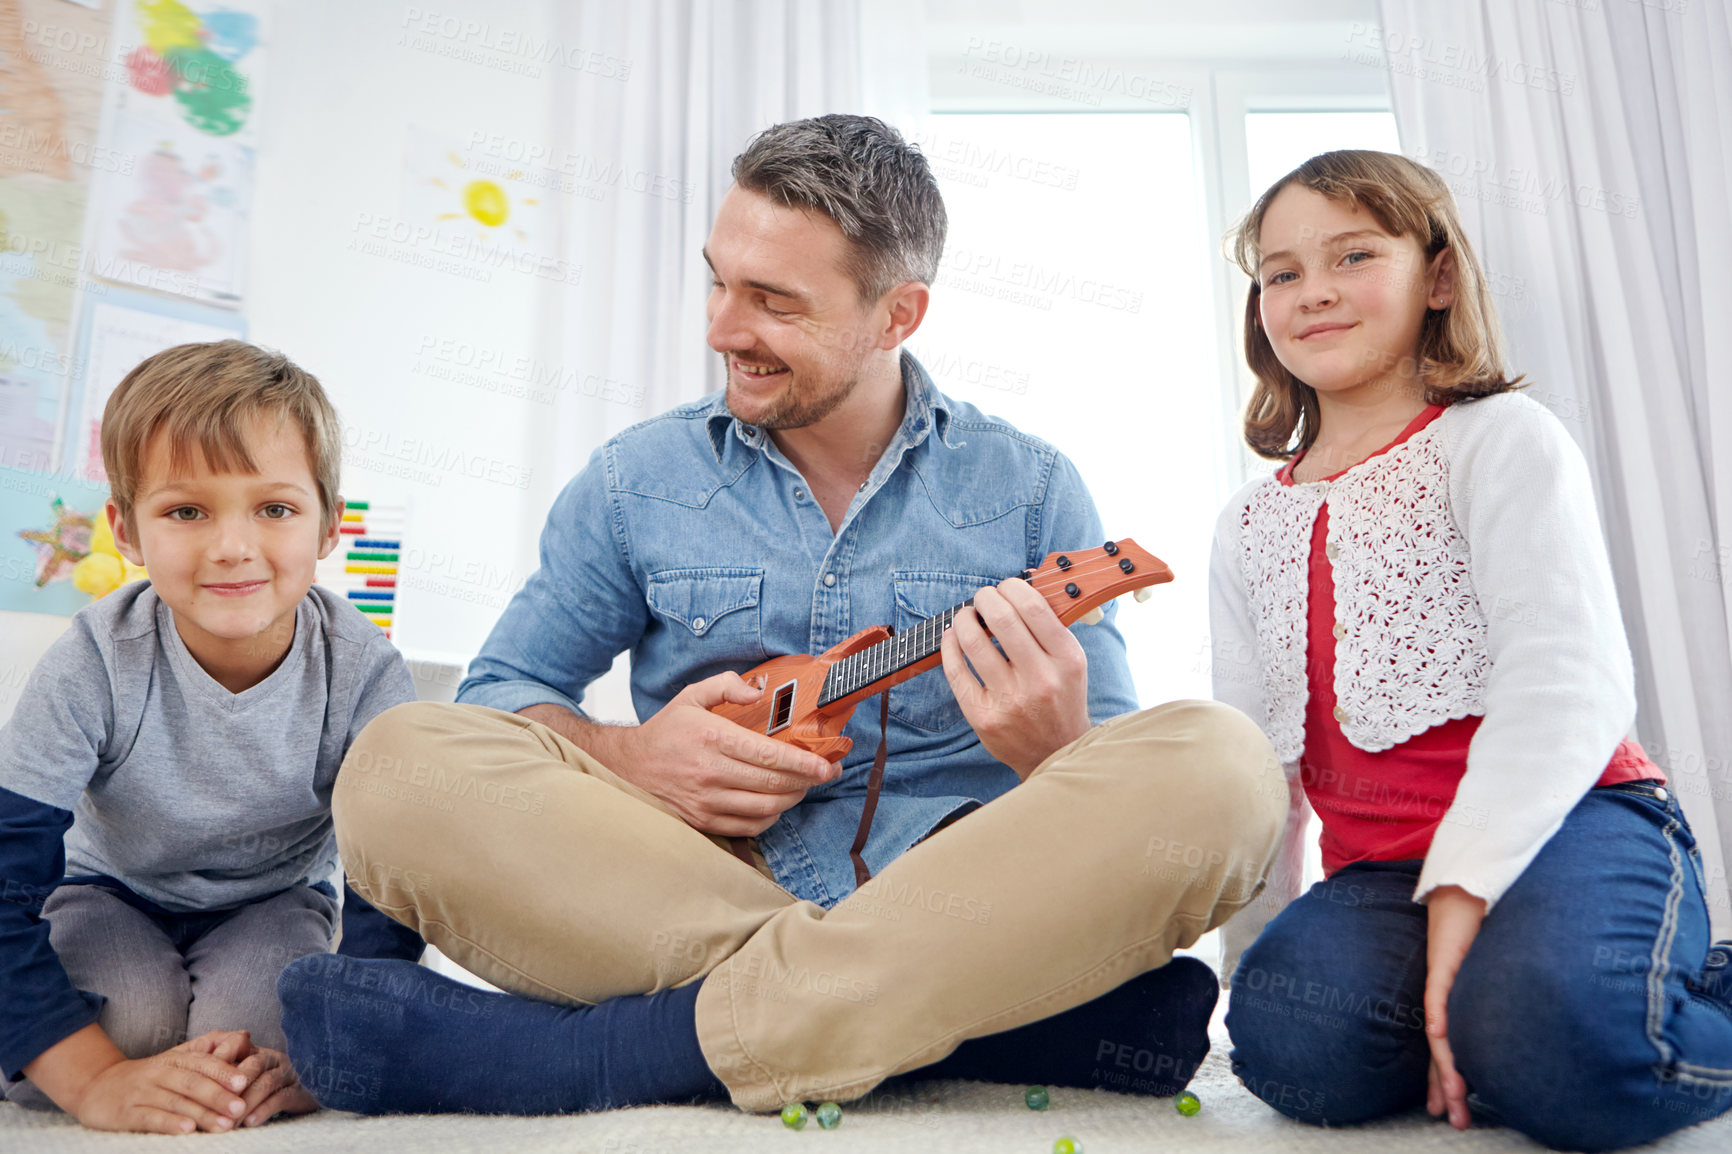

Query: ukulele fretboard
<box><xmin>817</xmin><ymin>599</ymin><xmax>973</xmax><ymax>707</ymax></box>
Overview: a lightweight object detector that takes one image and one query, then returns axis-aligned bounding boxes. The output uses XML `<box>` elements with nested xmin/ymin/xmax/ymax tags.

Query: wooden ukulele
<box><xmin>709</xmin><ymin>539</ymin><xmax>1173</xmax><ymax>762</ymax></box>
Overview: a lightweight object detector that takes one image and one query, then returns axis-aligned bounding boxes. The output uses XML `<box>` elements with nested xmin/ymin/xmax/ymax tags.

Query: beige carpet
<box><xmin>7</xmin><ymin>1026</ymin><xmax>1732</xmax><ymax>1153</ymax></box>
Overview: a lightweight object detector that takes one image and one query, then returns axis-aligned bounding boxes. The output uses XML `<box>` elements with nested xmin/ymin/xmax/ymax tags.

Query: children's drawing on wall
<box><xmin>404</xmin><ymin>126</ymin><xmax>552</xmax><ymax>260</ymax></box>
<box><xmin>116</xmin><ymin>131</ymin><xmax>224</xmax><ymax>269</ymax></box>
<box><xmin>123</xmin><ymin>0</ymin><xmax>258</xmax><ymax>139</ymax></box>
<box><xmin>92</xmin><ymin>114</ymin><xmax>251</xmax><ymax>306</ymax></box>
<box><xmin>71</xmin><ymin>295</ymin><xmax>242</xmax><ymax>481</ymax></box>
<box><xmin>84</xmin><ymin>0</ymin><xmax>265</xmax><ymax>306</ymax></box>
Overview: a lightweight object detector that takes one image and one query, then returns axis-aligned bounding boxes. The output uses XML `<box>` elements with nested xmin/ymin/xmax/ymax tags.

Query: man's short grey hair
<box><xmin>731</xmin><ymin>114</ymin><xmax>947</xmax><ymax>302</ymax></box>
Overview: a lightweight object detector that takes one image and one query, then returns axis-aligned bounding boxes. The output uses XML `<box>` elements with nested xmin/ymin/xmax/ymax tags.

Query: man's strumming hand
<box><xmin>528</xmin><ymin>673</ymin><xmax>836</xmax><ymax>837</ymax></box>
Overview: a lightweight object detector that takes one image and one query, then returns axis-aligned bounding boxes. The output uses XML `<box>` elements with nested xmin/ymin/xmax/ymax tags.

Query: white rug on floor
<box><xmin>7</xmin><ymin>1031</ymin><xmax>1732</xmax><ymax>1154</ymax></box>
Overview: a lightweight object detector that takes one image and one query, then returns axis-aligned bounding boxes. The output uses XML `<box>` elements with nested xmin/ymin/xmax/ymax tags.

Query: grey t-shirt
<box><xmin>0</xmin><ymin>582</ymin><xmax>416</xmax><ymax>912</ymax></box>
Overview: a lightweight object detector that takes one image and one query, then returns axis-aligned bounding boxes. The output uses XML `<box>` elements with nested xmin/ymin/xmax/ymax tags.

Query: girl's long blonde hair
<box><xmin>1227</xmin><ymin>150</ymin><xmax>1522</xmax><ymax>460</ymax></box>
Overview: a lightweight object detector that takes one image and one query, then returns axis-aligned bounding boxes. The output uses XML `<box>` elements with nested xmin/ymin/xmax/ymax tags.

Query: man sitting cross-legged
<box><xmin>278</xmin><ymin>114</ymin><xmax>1285</xmax><ymax>1116</ymax></box>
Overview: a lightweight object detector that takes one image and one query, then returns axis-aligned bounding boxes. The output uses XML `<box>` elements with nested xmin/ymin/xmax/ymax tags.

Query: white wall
<box><xmin>248</xmin><ymin>0</ymin><xmax>560</xmax><ymax>672</ymax></box>
<box><xmin>249</xmin><ymin>0</ymin><xmax>649</xmax><ymax>717</ymax></box>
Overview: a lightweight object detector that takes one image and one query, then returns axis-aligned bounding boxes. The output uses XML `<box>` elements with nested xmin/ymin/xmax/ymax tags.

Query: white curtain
<box><xmin>536</xmin><ymin>0</ymin><xmax>930</xmax><ymax>485</ymax></box>
<box><xmin>1375</xmin><ymin>0</ymin><xmax>1732</xmax><ymax>929</ymax></box>
<box><xmin>522</xmin><ymin>0</ymin><xmax>927</xmax><ymax>721</ymax></box>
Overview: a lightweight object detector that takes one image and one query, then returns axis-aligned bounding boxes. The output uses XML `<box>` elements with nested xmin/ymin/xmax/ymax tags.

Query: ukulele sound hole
<box><xmin>767</xmin><ymin>680</ymin><xmax>799</xmax><ymax>735</ymax></box>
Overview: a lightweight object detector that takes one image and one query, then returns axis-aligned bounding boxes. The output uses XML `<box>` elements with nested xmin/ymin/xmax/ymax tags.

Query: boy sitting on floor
<box><xmin>0</xmin><ymin>340</ymin><xmax>417</xmax><ymax>1134</ymax></box>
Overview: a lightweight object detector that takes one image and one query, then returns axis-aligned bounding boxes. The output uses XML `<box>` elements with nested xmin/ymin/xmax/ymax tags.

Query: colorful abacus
<box><xmin>315</xmin><ymin>500</ymin><xmax>405</xmax><ymax>639</ymax></box>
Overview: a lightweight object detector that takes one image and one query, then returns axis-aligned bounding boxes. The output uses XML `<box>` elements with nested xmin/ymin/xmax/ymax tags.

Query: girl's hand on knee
<box><xmin>1423</xmin><ymin>885</ymin><xmax>1487</xmax><ymax>1130</ymax></box>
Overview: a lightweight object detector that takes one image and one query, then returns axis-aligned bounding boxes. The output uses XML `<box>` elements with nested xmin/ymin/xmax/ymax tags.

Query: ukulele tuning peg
<box><xmin>1133</xmin><ymin>587</ymin><xmax>1154</xmax><ymax>603</ymax></box>
<box><xmin>1079</xmin><ymin>607</ymin><xmax>1105</xmax><ymax>625</ymax></box>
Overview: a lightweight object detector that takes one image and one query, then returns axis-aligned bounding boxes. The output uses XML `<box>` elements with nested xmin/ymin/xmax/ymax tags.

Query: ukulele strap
<box><xmin>848</xmin><ymin>691</ymin><xmax>891</xmax><ymax>888</ymax></box>
<box><xmin>728</xmin><ymin>693</ymin><xmax>891</xmax><ymax>888</ymax></box>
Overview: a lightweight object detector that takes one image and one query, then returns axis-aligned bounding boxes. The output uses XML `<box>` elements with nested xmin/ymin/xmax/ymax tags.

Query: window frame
<box><xmin>928</xmin><ymin>61</ymin><xmax>1395</xmax><ymax>495</ymax></box>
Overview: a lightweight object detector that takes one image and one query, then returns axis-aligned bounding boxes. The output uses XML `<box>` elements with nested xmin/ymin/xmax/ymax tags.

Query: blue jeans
<box><xmin>1227</xmin><ymin>781</ymin><xmax>1732</xmax><ymax>1152</ymax></box>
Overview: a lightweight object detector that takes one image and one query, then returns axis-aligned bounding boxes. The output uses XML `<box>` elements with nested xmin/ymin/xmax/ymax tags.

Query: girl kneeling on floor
<box><xmin>1210</xmin><ymin>149</ymin><xmax>1732</xmax><ymax>1153</ymax></box>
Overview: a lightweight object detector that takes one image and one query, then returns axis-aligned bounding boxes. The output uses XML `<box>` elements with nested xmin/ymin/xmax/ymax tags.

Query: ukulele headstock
<box><xmin>1018</xmin><ymin>539</ymin><xmax>1173</xmax><ymax>626</ymax></box>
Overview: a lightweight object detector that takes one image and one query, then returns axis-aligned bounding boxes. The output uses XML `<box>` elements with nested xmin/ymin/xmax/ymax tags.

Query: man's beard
<box><xmin>721</xmin><ymin>353</ymin><xmax>859</xmax><ymax>430</ymax></box>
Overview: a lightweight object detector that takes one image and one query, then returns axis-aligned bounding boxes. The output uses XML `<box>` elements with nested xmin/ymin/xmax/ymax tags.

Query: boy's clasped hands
<box><xmin>47</xmin><ymin>1025</ymin><xmax>314</xmax><ymax>1134</ymax></box>
<box><xmin>58</xmin><ymin>1025</ymin><xmax>311</xmax><ymax>1129</ymax></box>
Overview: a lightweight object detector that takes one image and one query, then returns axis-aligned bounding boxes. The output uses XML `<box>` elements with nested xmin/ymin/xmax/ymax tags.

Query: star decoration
<box><xmin>17</xmin><ymin>497</ymin><xmax>95</xmax><ymax>587</ymax></box>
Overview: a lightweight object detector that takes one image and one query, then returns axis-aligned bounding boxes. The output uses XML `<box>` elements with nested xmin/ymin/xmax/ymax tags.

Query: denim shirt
<box><xmin>459</xmin><ymin>353</ymin><xmax>1139</xmax><ymax>907</ymax></box>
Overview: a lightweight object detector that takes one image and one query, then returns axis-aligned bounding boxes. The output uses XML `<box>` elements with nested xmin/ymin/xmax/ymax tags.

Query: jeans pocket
<box><xmin>889</xmin><ymin>571</ymin><xmax>999</xmax><ymax>733</ymax></box>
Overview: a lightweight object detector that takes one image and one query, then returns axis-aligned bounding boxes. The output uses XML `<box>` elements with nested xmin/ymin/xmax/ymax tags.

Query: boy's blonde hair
<box><xmin>101</xmin><ymin>340</ymin><xmax>342</xmax><ymax>533</ymax></box>
<box><xmin>1226</xmin><ymin>150</ymin><xmax>1522</xmax><ymax>460</ymax></box>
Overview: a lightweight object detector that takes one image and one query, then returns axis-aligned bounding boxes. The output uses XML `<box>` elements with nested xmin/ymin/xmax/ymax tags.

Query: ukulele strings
<box><xmin>821</xmin><ymin>548</ymin><xmax>1145</xmax><ymax>705</ymax></box>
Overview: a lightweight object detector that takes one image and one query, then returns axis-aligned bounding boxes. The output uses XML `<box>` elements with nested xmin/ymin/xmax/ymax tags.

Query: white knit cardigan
<box><xmin>1209</xmin><ymin>392</ymin><xmax>1638</xmax><ymax>914</ymax></box>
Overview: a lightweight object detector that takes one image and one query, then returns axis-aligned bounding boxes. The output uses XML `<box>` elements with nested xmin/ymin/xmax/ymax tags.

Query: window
<box><xmin>910</xmin><ymin>112</ymin><xmax>1222</xmax><ymax>706</ymax></box>
<box><xmin>1244</xmin><ymin>111</ymin><xmax>1401</xmax><ymax>197</ymax></box>
<box><xmin>911</xmin><ymin>107</ymin><xmax>1404</xmax><ymax>708</ymax></box>
<box><xmin>919</xmin><ymin>13</ymin><xmax>1403</xmax><ymax>959</ymax></box>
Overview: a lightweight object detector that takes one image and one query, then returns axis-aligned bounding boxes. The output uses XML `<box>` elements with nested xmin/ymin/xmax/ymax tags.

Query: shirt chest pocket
<box><xmin>646</xmin><ymin>568</ymin><xmax>768</xmax><ymax>665</ymax></box>
<box><xmin>889</xmin><ymin>571</ymin><xmax>999</xmax><ymax>734</ymax></box>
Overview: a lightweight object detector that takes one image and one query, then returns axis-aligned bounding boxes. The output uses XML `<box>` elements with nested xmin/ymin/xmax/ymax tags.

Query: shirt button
<box><xmin>1325</xmin><ymin>542</ymin><xmax>1340</xmax><ymax>560</ymax></box>
<box><xmin>1333</xmin><ymin>705</ymin><xmax>1349</xmax><ymax>724</ymax></box>
<box><xmin>858</xmin><ymin>481</ymin><xmax>867</xmax><ymax>491</ymax></box>
<box><xmin>794</xmin><ymin>488</ymin><xmax>807</xmax><ymax>501</ymax></box>
<box><xmin>1656</xmin><ymin>787</ymin><xmax>1669</xmax><ymax>802</ymax></box>
<box><xmin>1333</xmin><ymin>622</ymin><xmax>1346</xmax><ymax>640</ymax></box>
<box><xmin>692</xmin><ymin>617</ymin><xmax>706</xmax><ymax>631</ymax></box>
<box><xmin>823</xmin><ymin>573</ymin><xmax>837</xmax><ymax>587</ymax></box>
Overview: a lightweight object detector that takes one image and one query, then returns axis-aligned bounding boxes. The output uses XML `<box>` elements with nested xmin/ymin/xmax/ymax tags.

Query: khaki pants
<box><xmin>334</xmin><ymin>698</ymin><xmax>1284</xmax><ymax>1111</ymax></box>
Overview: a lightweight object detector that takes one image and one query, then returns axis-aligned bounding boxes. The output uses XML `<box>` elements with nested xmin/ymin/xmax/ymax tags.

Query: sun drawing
<box><xmin>429</xmin><ymin>151</ymin><xmax>538</xmax><ymax>241</ymax></box>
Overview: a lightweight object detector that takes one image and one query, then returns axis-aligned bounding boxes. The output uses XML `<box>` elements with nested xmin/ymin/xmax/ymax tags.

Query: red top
<box><xmin>1279</xmin><ymin>404</ymin><xmax>1660</xmax><ymax>876</ymax></box>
